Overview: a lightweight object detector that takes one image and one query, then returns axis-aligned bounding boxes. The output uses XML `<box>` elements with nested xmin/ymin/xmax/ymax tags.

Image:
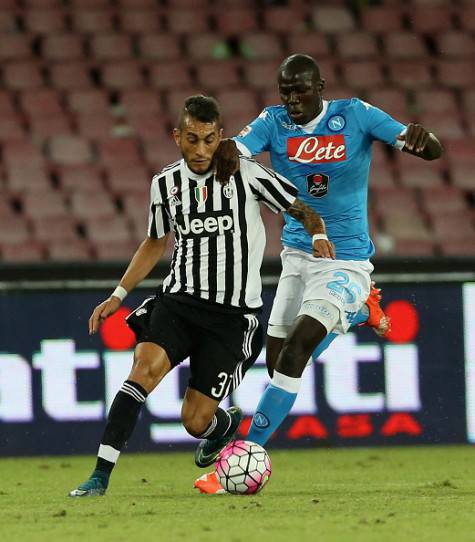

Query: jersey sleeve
<box><xmin>147</xmin><ymin>176</ymin><xmax>171</xmax><ymax>239</ymax></box>
<box><xmin>233</xmin><ymin>108</ymin><xmax>274</xmax><ymax>156</ymax></box>
<box><xmin>353</xmin><ymin>98</ymin><xmax>406</xmax><ymax>149</ymax></box>
<box><xmin>243</xmin><ymin>158</ymin><xmax>298</xmax><ymax>213</ymax></box>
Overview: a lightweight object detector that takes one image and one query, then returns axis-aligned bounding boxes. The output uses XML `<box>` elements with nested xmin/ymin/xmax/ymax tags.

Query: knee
<box><xmin>277</xmin><ymin>337</ymin><xmax>308</xmax><ymax>376</ymax></box>
<box><xmin>182</xmin><ymin>411</ymin><xmax>212</xmax><ymax>438</ymax></box>
<box><xmin>130</xmin><ymin>357</ymin><xmax>162</xmax><ymax>389</ymax></box>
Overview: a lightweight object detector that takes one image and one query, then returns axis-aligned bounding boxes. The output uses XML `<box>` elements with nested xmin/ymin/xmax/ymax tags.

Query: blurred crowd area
<box><xmin>0</xmin><ymin>0</ymin><xmax>474</xmax><ymax>263</ymax></box>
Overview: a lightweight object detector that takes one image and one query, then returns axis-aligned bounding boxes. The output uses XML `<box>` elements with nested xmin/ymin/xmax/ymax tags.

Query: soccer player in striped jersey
<box><xmin>69</xmin><ymin>95</ymin><xmax>334</xmax><ymax>497</ymax></box>
<box><xmin>194</xmin><ymin>54</ymin><xmax>443</xmax><ymax>494</ymax></box>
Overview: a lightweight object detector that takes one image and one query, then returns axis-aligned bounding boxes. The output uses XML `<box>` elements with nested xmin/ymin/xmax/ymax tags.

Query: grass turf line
<box><xmin>0</xmin><ymin>445</ymin><xmax>474</xmax><ymax>542</ymax></box>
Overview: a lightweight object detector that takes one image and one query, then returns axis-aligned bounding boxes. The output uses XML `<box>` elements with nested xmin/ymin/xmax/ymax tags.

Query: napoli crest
<box><xmin>327</xmin><ymin>115</ymin><xmax>346</xmax><ymax>131</ymax></box>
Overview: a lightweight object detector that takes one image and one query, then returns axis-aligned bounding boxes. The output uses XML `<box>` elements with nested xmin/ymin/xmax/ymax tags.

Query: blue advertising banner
<box><xmin>1</xmin><ymin>282</ymin><xmax>474</xmax><ymax>456</ymax></box>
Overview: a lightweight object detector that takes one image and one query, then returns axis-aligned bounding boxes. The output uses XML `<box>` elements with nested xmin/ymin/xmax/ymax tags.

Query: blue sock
<box><xmin>247</xmin><ymin>371</ymin><xmax>300</xmax><ymax>447</ymax></box>
<box><xmin>311</xmin><ymin>304</ymin><xmax>369</xmax><ymax>361</ymax></box>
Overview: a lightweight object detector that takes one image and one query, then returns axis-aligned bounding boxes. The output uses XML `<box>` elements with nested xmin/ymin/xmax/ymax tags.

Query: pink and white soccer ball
<box><xmin>215</xmin><ymin>440</ymin><xmax>272</xmax><ymax>495</ymax></box>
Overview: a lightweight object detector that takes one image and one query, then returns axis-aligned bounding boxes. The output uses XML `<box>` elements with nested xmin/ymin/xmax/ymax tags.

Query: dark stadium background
<box><xmin>0</xmin><ymin>0</ymin><xmax>474</xmax><ymax>456</ymax></box>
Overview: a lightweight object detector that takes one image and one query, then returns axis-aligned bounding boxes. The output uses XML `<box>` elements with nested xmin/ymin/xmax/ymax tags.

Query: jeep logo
<box><xmin>176</xmin><ymin>211</ymin><xmax>234</xmax><ymax>238</ymax></box>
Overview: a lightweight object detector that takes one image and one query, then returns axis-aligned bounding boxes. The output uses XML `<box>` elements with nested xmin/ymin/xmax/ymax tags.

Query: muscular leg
<box><xmin>72</xmin><ymin>343</ymin><xmax>171</xmax><ymax>494</ymax></box>
<box><xmin>266</xmin><ymin>335</ymin><xmax>284</xmax><ymax>378</ymax></box>
<box><xmin>181</xmin><ymin>388</ymin><xmax>220</xmax><ymax>438</ymax></box>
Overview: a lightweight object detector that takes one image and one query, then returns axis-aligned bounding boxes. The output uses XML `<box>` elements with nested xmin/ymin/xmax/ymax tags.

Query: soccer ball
<box><xmin>215</xmin><ymin>440</ymin><xmax>271</xmax><ymax>495</ymax></box>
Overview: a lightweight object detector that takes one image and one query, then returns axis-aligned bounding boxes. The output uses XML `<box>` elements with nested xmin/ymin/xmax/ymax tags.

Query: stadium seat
<box><xmin>0</xmin><ymin>115</ymin><xmax>26</xmax><ymax>140</ymax></box>
<box><xmin>30</xmin><ymin>115</ymin><xmax>72</xmax><ymax>140</ymax></box>
<box><xmin>263</xmin><ymin>6</ymin><xmax>309</xmax><ymax>34</ymax></box>
<box><xmin>119</xmin><ymin>89</ymin><xmax>162</xmax><ymax>116</ymax></box>
<box><xmin>48</xmin><ymin>135</ymin><xmax>94</xmax><ymax>165</ymax></box>
<box><xmin>1</xmin><ymin>240</ymin><xmax>45</xmax><ymax>262</ymax></box>
<box><xmin>5</xmin><ymin>165</ymin><xmax>52</xmax><ymax>194</ymax></box>
<box><xmin>286</xmin><ymin>33</ymin><xmax>330</xmax><ymax>59</ymax></box>
<box><xmin>24</xmin><ymin>9</ymin><xmax>66</xmax><ymax>34</ymax></box>
<box><xmin>312</xmin><ymin>6</ymin><xmax>355</xmax><ymax>32</ymax></box>
<box><xmin>383</xmin><ymin>32</ymin><xmax>428</xmax><ymax>59</ymax></box>
<box><xmin>3</xmin><ymin>62</ymin><xmax>45</xmax><ymax>90</ymax></box>
<box><xmin>393</xmin><ymin>239</ymin><xmax>436</xmax><ymax>256</ymax></box>
<box><xmin>0</xmin><ymin>216</ymin><xmax>31</xmax><ymax>245</ymax></box>
<box><xmin>118</xmin><ymin>10</ymin><xmax>161</xmax><ymax>33</ymax></box>
<box><xmin>72</xmin><ymin>10</ymin><xmax>115</xmax><ymax>33</ymax></box>
<box><xmin>84</xmin><ymin>216</ymin><xmax>132</xmax><ymax>244</ymax></box>
<box><xmin>90</xmin><ymin>34</ymin><xmax>133</xmax><ymax>61</ymax></box>
<box><xmin>369</xmin><ymin>162</ymin><xmax>396</xmax><ymax>189</ymax></box>
<box><xmin>165</xmin><ymin>87</ymin><xmax>205</xmax><ymax>118</ymax></box>
<box><xmin>47</xmin><ymin>239</ymin><xmax>93</xmax><ymax>261</ymax></box>
<box><xmin>101</xmin><ymin>61</ymin><xmax>144</xmax><ymax>90</ymax></box>
<box><xmin>0</xmin><ymin>10</ymin><xmax>17</xmax><ymax>32</ymax></box>
<box><xmin>239</xmin><ymin>33</ymin><xmax>283</xmax><ymax>61</ymax></box>
<box><xmin>42</xmin><ymin>34</ymin><xmax>85</xmax><ymax>62</ymax></box>
<box><xmin>342</xmin><ymin>62</ymin><xmax>385</xmax><ymax>90</ymax></box>
<box><xmin>121</xmin><ymin>191</ymin><xmax>149</xmax><ymax>223</ymax></box>
<box><xmin>420</xmin><ymin>186</ymin><xmax>468</xmax><ymax>214</ymax></box>
<box><xmin>0</xmin><ymin>92</ymin><xmax>17</xmax><ymax>116</ymax></box>
<box><xmin>458</xmin><ymin>6</ymin><xmax>475</xmax><ymax>31</ymax></box>
<box><xmin>166</xmin><ymin>9</ymin><xmax>210</xmax><ymax>34</ymax></box>
<box><xmin>126</xmin><ymin>114</ymin><xmax>170</xmax><ymax>141</ymax></box>
<box><xmin>360</xmin><ymin>6</ymin><xmax>405</xmax><ymax>32</ymax></box>
<box><xmin>98</xmin><ymin>139</ymin><xmax>141</xmax><ymax>166</ymax></box>
<box><xmin>70</xmin><ymin>191</ymin><xmax>117</xmax><ymax>220</ymax></box>
<box><xmin>336</xmin><ymin>32</ymin><xmax>379</xmax><ymax>59</ymax></box>
<box><xmin>148</xmin><ymin>62</ymin><xmax>192</xmax><ymax>90</ymax></box>
<box><xmin>388</xmin><ymin>61</ymin><xmax>433</xmax><ymax>89</ymax></box>
<box><xmin>94</xmin><ymin>240</ymin><xmax>139</xmax><ymax>261</ymax></box>
<box><xmin>372</xmin><ymin>186</ymin><xmax>420</xmax><ymax>215</ymax></box>
<box><xmin>186</xmin><ymin>33</ymin><xmax>232</xmax><ymax>61</ymax></box>
<box><xmin>143</xmin><ymin>138</ymin><xmax>180</xmax><ymax>170</ymax></box>
<box><xmin>439</xmin><ymin>237</ymin><xmax>475</xmax><ymax>256</ymax></box>
<box><xmin>450</xmin><ymin>163</ymin><xmax>475</xmax><ymax>190</ymax></box>
<box><xmin>67</xmin><ymin>89</ymin><xmax>110</xmax><ymax>116</ymax></box>
<box><xmin>0</xmin><ymin>35</ymin><xmax>32</xmax><ymax>61</ymax></box>
<box><xmin>418</xmin><ymin>112</ymin><xmax>465</xmax><ymax>139</ymax></box>
<box><xmin>366</xmin><ymin>88</ymin><xmax>409</xmax><ymax>117</ymax></box>
<box><xmin>242</xmin><ymin>61</ymin><xmax>279</xmax><ymax>90</ymax></box>
<box><xmin>21</xmin><ymin>190</ymin><xmax>68</xmax><ymax>219</ymax></box>
<box><xmin>57</xmin><ymin>165</ymin><xmax>105</xmax><ymax>193</ymax></box>
<box><xmin>436</xmin><ymin>61</ymin><xmax>475</xmax><ymax>88</ymax></box>
<box><xmin>76</xmin><ymin>114</ymin><xmax>115</xmax><ymax>141</ymax></box>
<box><xmin>215</xmin><ymin>9</ymin><xmax>258</xmax><ymax>35</ymax></box>
<box><xmin>105</xmin><ymin>164</ymin><xmax>151</xmax><ymax>195</ymax></box>
<box><xmin>462</xmin><ymin>89</ymin><xmax>475</xmax><ymax>115</ymax></box>
<box><xmin>20</xmin><ymin>89</ymin><xmax>63</xmax><ymax>118</ymax></box>
<box><xmin>2</xmin><ymin>140</ymin><xmax>45</xmax><ymax>169</ymax></box>
<box><xmin>437</xmin><ymin>32</ymin><xmax>475</xmax><ymax>59</ymax></box>
<box><xmin>138</xmin><ymin>34</ymin><xmax>182</xmax><ymax>61</ymax></box>
<box><xmin>384</xmin><ymin>214</ymin><xmax>432</xmax><ymax>241</ymax></box>
<box><xmin>31</xmin><ymin>216</ymin><xmax>79</xmax><ymax>242</ymax></box>
<box><xmin>216</xmin><ymin>89</ymin><xmax>260</xmax><ymax>117</ymax></box>
<box><xmin>195</xmin><ymin>60</ymin><xmax>241</xmax><ymax>91</ymax></box>
<box><xmin>430</xmin><ymin>212</ymin><xmax>474</xmax><ymax>241</ymax></box>
<box><xmin>410</xmin><ymin>6</ymin><xmax>454</xmax><ymax>32</ymax></box>
<box><xmin>48</xmin><ymin>62</ymin><xmax>93</xmax><ymax>89</ymax></box>
<box><xmin>413</xmin><ymin>89</ymin><xmax>458</xmax><ymax>115</ymax></box>
<box><xmin>444</xmin><ymin>138</ymin><xmax>475</xmax><ymax>164</ymax></box>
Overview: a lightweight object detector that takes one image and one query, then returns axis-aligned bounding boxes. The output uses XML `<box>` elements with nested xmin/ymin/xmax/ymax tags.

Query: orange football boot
<box><xmin>194</xmin><ymin>471</ymin><xmax>226</xmax><ymax>495</ymax></box>
<box><xmin>362</xmin><ymin>281</ymin><xmax>391</xmax><ymax>338</ymax></box>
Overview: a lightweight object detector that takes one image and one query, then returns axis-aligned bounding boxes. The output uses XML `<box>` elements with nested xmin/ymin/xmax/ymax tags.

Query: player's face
<box><xmin>174</xmin><ymin>115</ymin><xmax>223</xmax><ymax>175</ymax></box>
<box><xmin>278</xmin><ymin>70</ymin><xmax>324</xmax><ymax>125</ymax></box>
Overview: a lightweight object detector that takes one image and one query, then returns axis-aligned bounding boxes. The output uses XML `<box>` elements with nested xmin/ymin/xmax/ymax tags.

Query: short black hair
<box><xmin>178</xmin><ymin>95</ymin><xmax>222</xmax><ymax>129</ymax></box>
<box><xmin>279</xmin><ymin>54</ymin><xmax>321</xmax><ymax>82</ymax></box>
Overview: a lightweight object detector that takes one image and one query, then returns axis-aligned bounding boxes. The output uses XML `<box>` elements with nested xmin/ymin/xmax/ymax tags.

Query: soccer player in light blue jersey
<box><xmin>195</xmin><ymin>54</ymin><xmax>443</xmax><ymax>494</ymax></box>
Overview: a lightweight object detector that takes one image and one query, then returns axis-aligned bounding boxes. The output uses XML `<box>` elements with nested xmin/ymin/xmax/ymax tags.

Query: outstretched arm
<box><xmin>397</xmin><ymin>123</ymin><xmax>443</xmax><ymax>161</ymax></box>
<box><xmin>287</xmin><ymin>198</ymin><xmax>336</xmax><ymax>259</ymax></box>
<box><xmin>88</xmin><ymin>235</ymin><xmax>168</xmax><ymax>334</ymax></box>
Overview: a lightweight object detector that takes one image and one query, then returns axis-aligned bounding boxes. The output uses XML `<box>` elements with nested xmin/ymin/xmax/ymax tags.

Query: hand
<box><xmin>397</xmin><ymin>123</ymin><xmax>431</xmax><ymax>154</ymax></box>
<box><xmin>312</xmin><ymin>239</ymin><xmax>336</xmax><ymax>259</ymax></box>
<box><xmin>215</xmin><ymin>139</ymin><xmax>240</xmax><ymax>185</ymax></box>
<box><xmin>88</xmin><ymin>296</ymin><xmax>122</xmax><ymax>335</ymax></box>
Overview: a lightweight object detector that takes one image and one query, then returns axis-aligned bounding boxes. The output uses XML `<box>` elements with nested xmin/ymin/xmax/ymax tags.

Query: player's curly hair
<box><xmin>179</xmin><ymin>95</ymin><xmax>222</xmax><ymax>128</ymax></box>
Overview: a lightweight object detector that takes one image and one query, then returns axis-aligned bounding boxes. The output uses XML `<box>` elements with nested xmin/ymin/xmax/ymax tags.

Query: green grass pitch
<box><xmin>1</xmin><ymin>445</ymin><xmax>474</xmax><ymax>542</ymax></box>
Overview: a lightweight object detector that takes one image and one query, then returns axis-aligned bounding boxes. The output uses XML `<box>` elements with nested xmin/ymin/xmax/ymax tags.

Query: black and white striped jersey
<box><xmin>148</xmin><ymin>157</ymin><xmax>298</xmax><ymax>310</ymax></box>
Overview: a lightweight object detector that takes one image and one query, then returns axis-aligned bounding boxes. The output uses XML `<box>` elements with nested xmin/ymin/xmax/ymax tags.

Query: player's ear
<box><xmin>318</xmin><ymin>78</ymin><xmax>326</xmax><ymax>93</ymax></box>
<box><xmin>173</xmin><ymin>128</ymin><xmax>181</xmax><ymax>147</ymax></box>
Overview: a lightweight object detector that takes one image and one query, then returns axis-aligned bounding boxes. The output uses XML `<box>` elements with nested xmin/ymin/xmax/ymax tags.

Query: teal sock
<box><xmin>247</xmin><ymin>371</ymin><xmax>300</xmax><ymax>446</ymax></box>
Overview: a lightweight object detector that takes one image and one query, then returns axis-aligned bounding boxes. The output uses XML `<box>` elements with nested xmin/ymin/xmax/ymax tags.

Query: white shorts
<box><xmin>268</xmin><ymin>247</ymin><xmax>373</xmax><ymax>337</ymax></box>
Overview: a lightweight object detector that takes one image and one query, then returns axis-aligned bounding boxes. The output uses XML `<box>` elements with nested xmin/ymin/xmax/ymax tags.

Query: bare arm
<box><xmin>397</xmin><ymin>123</ymin><xmax>443</xmax><ymax>161</ymax></box>
<box><xmin>287</xmin><ymin>198</ymin><xmax>336</xmax><ymax>259</ymax></box>
<box><xmin>88</xmin><ymin>236</ymin><xmax>169</xmax><ymax>334</ymax></box>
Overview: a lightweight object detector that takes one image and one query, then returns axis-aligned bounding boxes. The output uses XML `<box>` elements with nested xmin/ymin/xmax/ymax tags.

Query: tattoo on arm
<box><xmin>287</xmin><ymin>198</ymin><xmax>326</xmax><ymax>236</ymax></box>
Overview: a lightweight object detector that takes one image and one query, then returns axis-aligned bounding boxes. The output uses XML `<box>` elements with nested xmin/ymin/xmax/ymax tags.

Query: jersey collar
<box><xmin>298</xmin><ymin>100</ymin><xmax>329</xmax><ymax>134</ymax></box>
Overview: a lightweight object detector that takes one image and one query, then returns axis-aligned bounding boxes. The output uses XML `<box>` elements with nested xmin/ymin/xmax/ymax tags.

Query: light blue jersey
<box><xmin>234</xmin><ymin>98</ymin><xmax>406</xmax><ymax>260</ymax></box>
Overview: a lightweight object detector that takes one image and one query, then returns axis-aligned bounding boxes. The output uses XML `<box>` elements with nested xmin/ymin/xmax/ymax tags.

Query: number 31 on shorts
<box><xmin>211</xmin><ymin>372</ymin><xmax>231</xmax><ymax>399</ymax></box>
